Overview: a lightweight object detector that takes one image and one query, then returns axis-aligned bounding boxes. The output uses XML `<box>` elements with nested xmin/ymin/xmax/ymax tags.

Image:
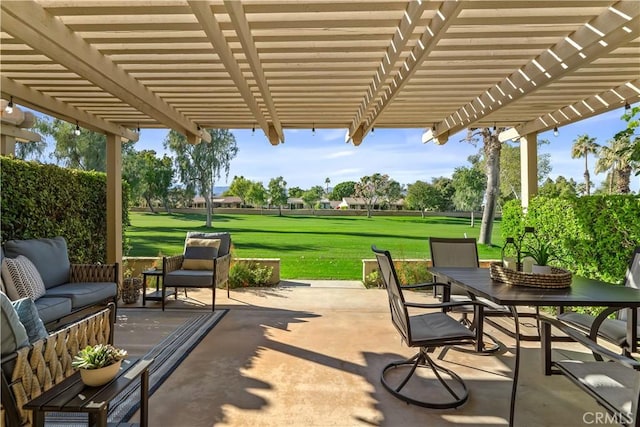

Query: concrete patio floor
<box><xmin>117</xmin><ymin>283</ymin><xmax>619</xmax><ymax>427</ymax></box>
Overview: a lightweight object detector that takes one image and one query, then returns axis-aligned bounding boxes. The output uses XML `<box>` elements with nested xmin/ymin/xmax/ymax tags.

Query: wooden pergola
<box><xmin>1</xmin><ymin>1</ymin><xmax>639</xmax><ymax>266</ymax></box>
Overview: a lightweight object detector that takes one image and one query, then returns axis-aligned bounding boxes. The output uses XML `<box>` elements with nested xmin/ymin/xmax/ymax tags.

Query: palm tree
<box><xmin>595</xmin><ymin>135</ymin><xmax>638</xmax><ymax>194</ymax></box>
<box><xmin>324</xmin><ymin>177</ymin><xmax>331</xmax><ymax>194</ymax></box>
<box><xmin>571</xmin><ymin>134</ymin><xmax>599</xmax><ymax>196</ymax></box>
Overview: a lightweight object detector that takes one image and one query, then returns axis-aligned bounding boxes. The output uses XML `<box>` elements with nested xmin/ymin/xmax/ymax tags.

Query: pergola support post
<box><xmin>0</xmin><ymin>134</ymin><xmax>16</xmax><ymax>155</ymax></box>
<box><xmin>106</xmin><ymin>133</ymin><xmax>123</xmax><ymax>283</ymax></box>
<box><xmin>520</xmin><ymin>132</ymin><xmax>538</xmax><ymax>208</ymax></box>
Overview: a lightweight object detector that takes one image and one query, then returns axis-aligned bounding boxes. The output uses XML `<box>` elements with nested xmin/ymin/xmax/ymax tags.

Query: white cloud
<box><xmin>324</xmin><ymin>150</ymin><xmax>355</xmax><ymax>159</ymax></box>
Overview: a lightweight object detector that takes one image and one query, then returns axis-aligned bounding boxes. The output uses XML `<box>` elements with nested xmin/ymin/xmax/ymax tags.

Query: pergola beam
<box><xmin>225</xmin><ymin>0</ymin><xmax>284</xmax><ymax>144</ymax></box>
<box><xmin>347</xmin><ymin>0</ymin><xmax>427</xmax><ymax>145</ymax></box>
<box><xmin>0</xmin><ymin>0</ymin><xmax>208</xmax><ymax>144</ymax></box>
<box><xmin>1</xmin><ymin>77</ymin><xmax>138</xmax><ymax>142</ymax></box>
<box><xmin>349</xmin><ymin>1</ymin><xmax>463</xmax><ymax>146</ymax></box>
<box><xmin>189</xmin><ymin>0</ymin><xmax>280</xmax><ymax>145</ymax></box>
<box><xmin>429</xmin><ymin>0</ymin><xmax>640</xmax><ymax>144</ymax></box>
<box><xmin>499</xmin><ymin>79</ymin><xmax>640</xmax><ymax>142</ymax></box>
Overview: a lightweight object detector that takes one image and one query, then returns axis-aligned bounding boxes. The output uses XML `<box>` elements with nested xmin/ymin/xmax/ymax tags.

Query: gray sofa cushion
<box><xmin>34</xmin><ymin>297</ymin><xmax>72</xmax><ymax>324</ymax></box>
<box><xmin>164</xmin><ymin>270</ymin><xmax>214</xmax><ymax>287</ymax></box>
<box><xmin>42</xmin><ymin>282</ymin><xmax>117</xmax><ymax>309</ymax></box>
<box><xmin>4</xmin><ymin>237</ymin><xmax>70</xmax><ymax>289</ymax></box>
<box><xmin>1</xmin><ymin>292</ymin><xmax>29</xmax><ymax>357</ymax></box>
<box><xmin>186</xmin><ymin>232</ymin><xmax>231</xmax><ymax>257</ymax></box>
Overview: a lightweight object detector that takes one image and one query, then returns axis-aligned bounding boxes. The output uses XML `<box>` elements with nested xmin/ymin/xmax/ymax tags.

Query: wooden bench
<box><xmin>541</xmin><ymin>316</ymin><xmax>640</xmax><ymax>426</ymax></box>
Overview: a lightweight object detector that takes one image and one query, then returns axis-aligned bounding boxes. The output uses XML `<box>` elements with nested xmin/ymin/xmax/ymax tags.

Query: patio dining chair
<box><xmin>372</xmin><ymin>245</ymin><xmax>499</xmax><ymax>409</ymax></box>
<box><xmin>557</xmin><ymin>246</ymin><xmax>640</xmax><ymax>357</ymax></box>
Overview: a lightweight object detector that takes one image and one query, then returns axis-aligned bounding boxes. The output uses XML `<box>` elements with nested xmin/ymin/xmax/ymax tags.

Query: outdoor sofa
<box><xmin>1</xmin><ymin>236</ymin><xmax>118</xmax><ymax>329</ymax></box>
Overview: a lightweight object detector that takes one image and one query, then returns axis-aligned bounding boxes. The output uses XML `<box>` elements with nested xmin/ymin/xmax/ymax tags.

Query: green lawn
<box><xmin>127</xmin><ymin>212</ymin><xmax>504</xmax><ymax>279</ymax></box>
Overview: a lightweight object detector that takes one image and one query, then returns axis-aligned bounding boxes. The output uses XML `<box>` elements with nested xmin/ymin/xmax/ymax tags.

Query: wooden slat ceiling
<box><xmin>1</xmin><ymin>0</ymin><xmax>639</xmax><ymax>146</ymax></box>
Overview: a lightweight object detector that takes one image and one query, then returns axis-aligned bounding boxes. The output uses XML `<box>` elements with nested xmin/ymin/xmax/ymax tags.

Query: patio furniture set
<box><xmin>373</xmin><ymin>240</ymin><xmax>640</xmax><ymax>427</ymax></box>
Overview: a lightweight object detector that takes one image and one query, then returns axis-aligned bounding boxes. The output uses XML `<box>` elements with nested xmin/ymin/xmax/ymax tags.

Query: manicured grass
<box><xmin>127</xmin><ymin>212</ymin><xmax>504</xmax><ymax>279</ymax></box>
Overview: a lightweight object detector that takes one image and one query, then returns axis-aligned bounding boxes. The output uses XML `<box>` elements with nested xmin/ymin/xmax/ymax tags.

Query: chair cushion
<box><xmin>182</xmin><ymin>238</ymin><xmax>220</xmax><ymax>270</ymax></box>
<box><xmin>12</xmin><ymin>298</ymin><xmax>48</xmax><ymax>343</ymax></box>
<box><xmin>42</xmin><ymin>282</ymin><xmax>117</xmax><ymax>309</ymax></box>
<box><xmin>186</xmin><ymin>232</ymin><xmax>231</xmax><ymax>257</ymax></box>
<box><xmin>409</xmin><ymin>312</ymin><xmax>475</xmax><ymax>344</ymax></box>
<box><xmin>164</xmin><ymin>269</ymin><xmax>214</xmax><ymax>287</ymax></box>
<box><xmin>3</xmin><ymin>237</ymin><xmax>70</xmax><ymax>288</ymax></box>
<box><xmin>558</xmin><ymin>312</ymin><xmax>640</xmax><ymax>347</ymax></box>
<box><xmin>0</xmin><ymin>292</ymin><xmax>29</xmax><ymax>357</ymax></box>
<box><xmin>1</xmin><ymin>256</ymin><xmax>47</xmax><ymax>300</ymax></box>
<box><xmin>34</xmin><ymin>297</ymin><xmax>72</xmax><ymax>325</ymax></box>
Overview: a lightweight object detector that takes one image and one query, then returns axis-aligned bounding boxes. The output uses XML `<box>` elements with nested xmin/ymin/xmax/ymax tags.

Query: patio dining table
<box><xmin>429</xmin><ymin>267</ymin><xmax>640</xmax><ymax>427</ymax></box>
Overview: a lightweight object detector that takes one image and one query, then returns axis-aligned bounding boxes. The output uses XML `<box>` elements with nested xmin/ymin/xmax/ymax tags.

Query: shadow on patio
<box><xmin>116</xmin><ymin>286</ymin><xmax>614</xmax><ymax>427</ymax></box>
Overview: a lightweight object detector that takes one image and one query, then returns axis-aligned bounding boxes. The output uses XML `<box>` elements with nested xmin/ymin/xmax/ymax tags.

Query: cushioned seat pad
<box><xmin>558</xmin><ymin>312</ymin><xmax>640</xmax><ymax>346</ymax></box>
<box><xmin>41</xmin><ymin>282</ymin><xmax>116</xmax><ymax>309</ymax></box>
<box><xmin>409</xmin><ymin>312</ymin><xmax>475</xmax><ymax>344</ymax></box>
<box><xmin>164</xmin><ymin>270</ymin><xmax>214</xmax><ymax>287</ymax></box>
<box><xmin>34</xmin><ymin>297</ymin><xmax>72</xmax><ymax>324</ymax></box>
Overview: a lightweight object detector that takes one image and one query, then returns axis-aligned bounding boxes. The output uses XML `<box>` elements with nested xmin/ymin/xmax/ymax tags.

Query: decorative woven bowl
<box><xmin>489</xmin><ymin>262</ymin><xmax>572</xmax><ymax>289</ymax></box>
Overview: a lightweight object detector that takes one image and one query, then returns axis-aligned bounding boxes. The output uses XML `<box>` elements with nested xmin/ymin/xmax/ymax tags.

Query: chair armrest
<box><xmin>70</xmin><ymin>263</ymin><xmax>118</xmax><ymax>283</ymax></box>
<box><xmin>163</xmin><ymin>255</ymin><xmax>184</xmax><ymax>274</ymax></box>
<box><xmin>540</xmin><ymin>315</ymin><xmax>640</xmax><ymax>370</ymax></box>
<box><xmin>401</xmin><ymin>281</ymin><xmax>447</xmax><ymax>290</ymax></box>
<box><xmin>214</xmin><ymin>253</ymin><xmax>231</xmax><ymax>287</ymax></box>
<box><xmin>405</xmin><ymin>299</ymin><xmax>492</xmax><ymax>311</ymax></box>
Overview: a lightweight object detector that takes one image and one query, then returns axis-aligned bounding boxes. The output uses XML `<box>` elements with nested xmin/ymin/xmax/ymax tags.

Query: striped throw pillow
<box><xmin>182</xmin><ymin>238</ymin><xmax>220</xmax><ymax>270</ymax></box>
<box><xmin>1</xmin><ymin>256</ymin><xmax>47</xmax><ymax>300</ymax></box>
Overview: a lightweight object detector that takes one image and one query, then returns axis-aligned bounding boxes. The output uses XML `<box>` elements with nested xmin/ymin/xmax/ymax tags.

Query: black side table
<box><xmin>24</xmin><ymin>358</ymin><xmax>153</xmax><ymax>427</ymax></box>
<box><xmin>142</xmin><ymin>269</ymin><xmax>187</xmax><ymax>306</ymax></box>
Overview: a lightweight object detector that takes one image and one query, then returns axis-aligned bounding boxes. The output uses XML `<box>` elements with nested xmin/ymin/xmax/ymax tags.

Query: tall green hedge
<box><xmin>1</xmin><ymin>156</ymin><xmax>129</xmax><ymax>263</ymax></box>
<box><xmin>502</xmin><ymin>195</ymin><xmax>640</xmax><ymax>284</ymax></box>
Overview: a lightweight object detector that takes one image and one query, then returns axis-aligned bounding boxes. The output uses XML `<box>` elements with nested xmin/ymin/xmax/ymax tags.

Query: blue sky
<box><xmin>129</xmin><ymin>105</ymin><xmax>638</xmax><ymax>193</ymax></box>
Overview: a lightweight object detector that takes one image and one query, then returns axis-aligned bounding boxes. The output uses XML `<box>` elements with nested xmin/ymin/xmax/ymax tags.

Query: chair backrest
<box><xmin>619</xmin><ymin>247</ymin><xmax>640</xmax><ymax>322</ymax></box>
<box><xmin>372</xmin><ymin>246</ymin><xmax>411</xmax><ymax>345</ymax></box>
<box><xmin>184</xmin><ymin>232</ymin><xmax>231</xmax><ymax>257</ymax></box>
<box><xmin>429</xmin><ymin>237</ymin><xmax>480</xmax><ymax>268</ymax></box>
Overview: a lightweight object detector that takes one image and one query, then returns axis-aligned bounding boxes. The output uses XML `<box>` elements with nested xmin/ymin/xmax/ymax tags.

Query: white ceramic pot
<box><xmin>531</xmin><ymin>265</ymin><xmax>552</xmax><ymax>275</ymax></box>
<box><xmin>79</xmin><ymin>360</ymin><xmax>122</xmax><ymax>387</ymax></box>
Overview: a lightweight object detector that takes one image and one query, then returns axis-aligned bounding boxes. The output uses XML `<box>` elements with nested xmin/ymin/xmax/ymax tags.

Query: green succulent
<box><xmin>72</xmin><ymin>344</ymin><xmax>127</xmax><ymax>370</ymax></box>
<box><xmin>524</xmin><ymin>240</ymin><xmax>556</xmax><ymax>266</ymax></box>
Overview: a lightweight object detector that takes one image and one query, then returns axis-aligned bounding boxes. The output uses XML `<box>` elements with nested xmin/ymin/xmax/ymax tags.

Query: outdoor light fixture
<box><xmin>553</xmin><ymin>126</ymin><xmax>559</xmax><ymax>137</ymax></box>
<box><xmin>431</xmin><ymin>124</ymin><xmax>436</xmax><ymax>132</ymax></box>
<box><xmin>312</xmin><ymin>123</ymin><xmax>315</xmax><ymax>135</ymax></box>
<box><xmin>252</xmin><ymin>125</ymin><xmax>255</xmax><ymax>135</ymax></box>
<box><xmin>74</xmin><ymin>121</ymin><xmax>81</xmax><ymax>136</ymax></box>
<box><xmin>371</xmin><ymin>127</ymin><xmax>375</xmax><ymax>133</ymax></box>
<box><xmin>136</xmin><ymin>123</ymin><xmax>140</xmax><ymax>133</ymax></box>
<box><xmin>4</xmin><ymin>97</ymin><xmax>13</xmax><ymax>114</ymax></box>
<box><xmin>625</xmin><ymin>101</ymin><xmax>631</xmax><ymax>110</ymax></box>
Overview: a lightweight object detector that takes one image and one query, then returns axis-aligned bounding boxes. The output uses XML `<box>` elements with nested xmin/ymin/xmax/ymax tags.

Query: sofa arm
<box><xmin>214</xmin><ymin>253</ymin><xmax>231</xmax><ymax>288</ymax></box>
<box><xmin>163</xmin><ymin>255</ymin><xmax>184</xmax><ymax>274</ymax></box>
<box><xmin>70</xmin><ymin>263</ymin><xmax>118</xmax><ymax>283</ymax></box>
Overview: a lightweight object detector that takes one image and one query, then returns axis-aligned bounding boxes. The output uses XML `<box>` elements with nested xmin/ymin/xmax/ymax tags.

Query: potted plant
<box><xmin>524</xmin><ymin>240</ymin><xmax>556</xmax><ymax>274</ymax></box>
<box><xmin>72</xmin><ymin>344</ymin><xmax>128</xmax><ymax>386</ymax></box>
<box><xmin>121</xmin><ymin>259</ymin><xmax>142</xmax><ymax>304</ymax></box>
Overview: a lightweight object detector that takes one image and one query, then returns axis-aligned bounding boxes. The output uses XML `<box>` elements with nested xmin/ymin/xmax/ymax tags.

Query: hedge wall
<box><xmin>1</xmin><ymin>156</ymin><xmax>129</xmax><ymax>263</ymax></box>
<box><xmin>502</xmin><ymin>195</ymin><xmax>640</xmax><ymax>284</ymax></box>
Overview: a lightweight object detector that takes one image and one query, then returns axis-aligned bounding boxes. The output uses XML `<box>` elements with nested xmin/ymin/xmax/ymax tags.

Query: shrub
<box><xmin>229</xmin><ymin>261</ymin><xmax>274</xmax><ymax>288</ymax></box>
<box><xmin>397</xmin><ymin>261</ymin><xmax>431</xmax><ymax>285</ymax></box>
<box><xmin>363</xmin><ymin>270</ymin><xmax>383</xmax><ymax>288</ymax></box>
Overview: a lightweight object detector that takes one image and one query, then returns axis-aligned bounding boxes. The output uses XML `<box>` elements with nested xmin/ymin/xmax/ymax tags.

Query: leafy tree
<box><xmin>614</xmin><ymin>105</ymin><xmax>640</xmax><ymax>173</ymax></box>
<box><xmin>538</xmin><ymin>176</ymin><xmax>578</xmax><ymax>199</ymax></box>
<box><xmin>382</xmin><ymin>179</ymin><xmax>403</xmax><ymax>209</ymax></box>
<box><xmin>451</xmin><ymin>165</ymin><xmax>486</xmax><ymax>227</ymax></box>
<box><xmin>247</xmin><ymin>181</ymin><xmax>267</xmax><ymax>211</ymax></box>
<box><xmin>430</xmin><ymin>177</ymin><xmax>455</xmax><ymax>211</ymax></box>
<box><xmin>268</xmin><ymin>176</ymin><xmax>287</xmax><ymax>216</ymax></box>
<box><xmin>463</xmin><ymin>128</ymin><xmax>500</xmax><ymax>243</ymax></box>
<box><xmin>14</xmin><ymin>139</ymin><xmax>47</xmax><ymax>161</ymax></box>
<box><xmin>497</xmin><ymin>140</ymin><xmax>551</xmax><ymax>204</ymax></box>
<box><xmin>36</xmin><ymin>117</ymin><xmax>108</xmax><ymax>171</ymax></box>
<box><xmin>595</xmin><ymin>135</ymin><xmax>638</xmax><ymax>194</ymax></box>
<box><xmin>166</xmin><ymin>186</ymin><xmax>195</xmax><ymax>209</ymax></box>
<box><xmin>228</xmin><ymin>175</ymin><xmax>253</xmax><ymax>206</ymax></box>
<box><xmin>165</xmin><ymin>129</ymin><xmax>238</xmax><ymax>227</ymax></box>
<box><xmin>141</xmin><ymin>151</ymin><xmax>173</xmax><ymax>213</ymax></box>
<box><xmin>329</xmin><ymin>181</ymin><xmax>356</xmax><ymax>201</ymax></box>
<box><xmin>354</xmin><ymin>173</ymin><xmax>391</xmax><ymax>218</ymax></box>
<box><xmin>406</xmin><ymin>180</ymin><xmax>438</xmax><ymax>217</ymax></box>
<box><xmin>302</xmin><ymin>186</ymin><xmax>324</xmax><ymax>214</ymax></box>
<box><xmin>571</xmin><ymin>134</ymin><xmax>599</xmax><ymax>196</ymax></box>
<box><xmin>288</xmin><ymin>186</ymin><xmax>304</xmax><ymax>198</ymax></box>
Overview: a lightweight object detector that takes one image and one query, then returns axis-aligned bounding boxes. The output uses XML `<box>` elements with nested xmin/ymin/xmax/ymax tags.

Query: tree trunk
<box><xmin>617</xmin><ymin>165</ymin><xmax>631</xmax><ymax>193</ymax></box>
<box><xmin>470</xmin><ymin>210</ymin><xmax>475</xmax><ymax>227</ymax></box>
<box><xmin>205</xmin><ymin>191</ymin><xmax>212</xmax><ymax>227</ymax></box>
<box><xmin>278</xmin><ymin>205</ymin><xmax>282</xmax><ymax>216</ymax></box>
<box><xmin>584</xmin><ymin>153</ymin><xmax>591</xmax><ymax>196</ymax></box>
<box><xmin>421</xmin><ymin>210</ymin><xmax>425</xmax><ymax>219</ymax></box>
<box><xmin>144</xmin><ymin>196</ymin><xmax>156</xmax><ymax>214</ymax></box>
<box><xmin>479</xmin><ymin>131</ymin><xmax>501</xmax><ymax>245</ymax></box>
